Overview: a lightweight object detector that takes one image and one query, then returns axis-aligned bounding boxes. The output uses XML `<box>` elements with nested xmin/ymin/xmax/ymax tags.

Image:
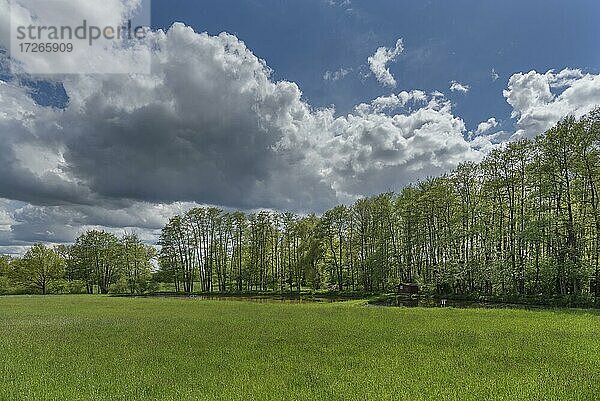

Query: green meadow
<box><xmin>1</xmin><ymin>296</ymin><xmax>599</xmax><ymax>401</ymax></box>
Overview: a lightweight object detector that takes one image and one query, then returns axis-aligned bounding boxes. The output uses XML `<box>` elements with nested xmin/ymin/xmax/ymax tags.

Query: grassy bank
<box><xmin>1</xmin><ymin>296</ymin><xmax>599</xmax><ymax>400</ymax></box>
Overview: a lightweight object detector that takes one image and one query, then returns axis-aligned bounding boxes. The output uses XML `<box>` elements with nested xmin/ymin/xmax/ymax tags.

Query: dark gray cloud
<box><xmin>54</xmin><ymin>27</ymin><xmax>338</xmax><ymax>212</ymax></box>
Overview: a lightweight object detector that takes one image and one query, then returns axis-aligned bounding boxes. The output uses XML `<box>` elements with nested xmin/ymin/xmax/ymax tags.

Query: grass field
<box><xmin>1</xmin><ymin>296</ymin><xmax>600</xmax><ymax>401</ymax></box>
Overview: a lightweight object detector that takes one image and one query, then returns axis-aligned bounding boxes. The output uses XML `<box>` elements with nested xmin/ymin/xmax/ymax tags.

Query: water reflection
<box><xmin>147</xmin><ymin>294</ymin><xmax>352</xmax><ymax>304</ymax></box>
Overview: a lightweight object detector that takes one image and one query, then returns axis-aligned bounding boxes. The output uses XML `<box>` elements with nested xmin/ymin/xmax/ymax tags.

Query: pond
<box><xmin>370</xmin><ymin>296</ymin><xmax>562</xmax><ymax>310</ymax></box>
<box><xmin>121</xmin><ymin>293</ymin><xmax>357</xmax><ymax>304</ymax></box>
<box><xmin>190</xmin><ymin>295</ymin><xmax>351</xmax><ymax>304</ymax></box>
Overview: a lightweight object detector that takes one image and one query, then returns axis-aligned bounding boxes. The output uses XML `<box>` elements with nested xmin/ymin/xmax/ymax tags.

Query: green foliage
<box><xmin>0</xmin><ymin>231</ymin><xmax>157</xmax><ymax>296</ymax></box>
<box><xmin>66</xmin><ymin>231</ymin><xmax>157</xmax><ymax>295</ymax></box>
<box><xmin>10</xmin><ymin>244</ymin><xmax>65</xmax><ymax>295</ymax></box>
<box><xmin>0</xmin><ymin>256</ymin><xmax>11</xmax><ymax>294</ymax></box>
<box><xmin>70</xmin><ymin>230</ymin><xmax>121</xmax><ymax>294</ymax></box>
<box><xmin>109</xmin><ymin>277</ymin><xmax>129</xmax><ymax>294</ymax></box>
<box><xmin>65</xmin><ymin>280</ymin><xmax>88</xmax><ymax>294</ymax></box>
<box><xmin>120</xmin><ymin>234</ymin><xmax>156</xmax><ymax>294</ymax></box>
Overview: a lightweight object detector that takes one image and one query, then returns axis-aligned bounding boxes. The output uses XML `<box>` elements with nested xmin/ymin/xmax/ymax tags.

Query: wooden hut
<box><xmin>394</xmin><ymin>283</ymin><xmax>419</xmax><ymax>307</ymax></box>
<box><xmin>395</xmin><ymin>283</ymin><xmax>419</xmax><ymax>296</ymax></box>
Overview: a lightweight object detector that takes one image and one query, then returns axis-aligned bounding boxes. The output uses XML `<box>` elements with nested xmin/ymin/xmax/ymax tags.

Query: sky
<box><xmin>152</xmin><ymin>0</ymin><xmax>600</xmax><ymax>130</ymax></box>
<box><xmin>1</xmin><ymin>0</ymin><xmax>600</xmax><ymax>255</ymax></box>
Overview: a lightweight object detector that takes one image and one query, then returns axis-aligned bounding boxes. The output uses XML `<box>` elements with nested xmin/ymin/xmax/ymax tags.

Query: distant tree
<box><xmin>121</xmin><ymin>233</ymin><xmax>157</xmax><ymax>294</ymax></box>
<box><xmin>10</xmin><ymin>244</ymin><xmax>65</xmax><ymax>295</ymax></box>
<box><xmin>0</xmin><ymin>255</ymin><xmax>13</xmax><ymax>293</ymax></box>
<box><xmin>70</xmin><ymin>231</ymin><xmax>121</xmax><ymax>294</ymax></box>
<box><xmin>0</xmin><ymin>255</ymin><xmax>10</xmax><ymax>276</ymax></box>
<box><xmin>159</xmin><ymin>216</ymin><xmax>195</xmax><ymax>293</ymax></box>
<box><xmin>296</xmin><ymin>214</ymin><xmax>324</xmax><ymax>290</ymax></box>
<box><xmin>322</xmin><ymin>205</ymin><xmax>350</xmax><ymax>291</ymax></box>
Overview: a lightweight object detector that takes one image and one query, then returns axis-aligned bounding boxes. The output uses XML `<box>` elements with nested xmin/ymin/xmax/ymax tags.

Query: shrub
<box><xmin>109</xmin><ymin>278</ymin><xmax>129</xmax><ymax>294</ymax></box>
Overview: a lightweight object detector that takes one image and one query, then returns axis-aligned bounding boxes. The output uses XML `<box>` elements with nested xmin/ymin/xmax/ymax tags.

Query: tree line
<box><xmin>158</xmin><ymin>111</ymin><xmax>600</xmax><ymax>299</ymax></box>
<box><xmin>1</xmin><ymin>112</ymin><xmax>599</xmax><ymax>300</ymax></box>
<box><xmin>0</xmin><ymin>232</ymin><xmax>156</xmax><ymax>295</ymax></box>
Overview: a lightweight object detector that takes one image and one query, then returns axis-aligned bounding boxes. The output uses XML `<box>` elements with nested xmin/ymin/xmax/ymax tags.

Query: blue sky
<box><xmin>152</xmin><ymin>0</ymin><xmax>600</xmax><ymax>132</ymax></box>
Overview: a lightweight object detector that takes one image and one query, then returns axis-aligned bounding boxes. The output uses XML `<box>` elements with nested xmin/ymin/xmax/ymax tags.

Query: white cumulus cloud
<box><xmin>368</xmin><ymin>38</ymin><xmax>404</xmax><ymax>88</ymax></box>
<box><xmin>476</xmin><ymin>117</ymin><xmax>499</xmax><ymax>135</ymax></box>
<box><xmin>504</xmin><ymin>68</ymin><xmax>600</xmax><ymax>138</ymax></box>
<box><xmin>450</xmin><ymin>81</ymin><xmax>470</xmax><ymax>93</ymax></box>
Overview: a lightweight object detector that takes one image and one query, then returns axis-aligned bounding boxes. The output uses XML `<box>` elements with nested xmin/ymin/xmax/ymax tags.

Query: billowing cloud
<box><xmin>0</xmin><ymin>79</ymin><xmax>93</xmax><ymax>205</ymax></box>
<box><xmin>2</xmin><ymin>25</ymin><xmax>484</xmax><ymax>212</ymax></box>
<box><xmin>504</xmin><ymin>68</ymin><xmax>600</xmax><ymax>138</ymax></box>
<box><xmin>368</xmin><ymin>38</ymin><xmax>404</xmax><ymax>87</ymax></box>
<box><xmin>56</xmin><ymin>26</ymin><xmax>339</xmax><ymax>212</ymax></box>
<box><xmin>320</xmin><ymin>94</ymin><xmax>483</xmax><ymax>201</ymax></box>
<box><xmin>476</xmin><ymin>117</ymin><xmax>498</xmax><ymax>135</ymax></box>
<box><xmin>354</xmin><ymin>90</ymin><xmax>428</xmax><ymax>114</ymax></box>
